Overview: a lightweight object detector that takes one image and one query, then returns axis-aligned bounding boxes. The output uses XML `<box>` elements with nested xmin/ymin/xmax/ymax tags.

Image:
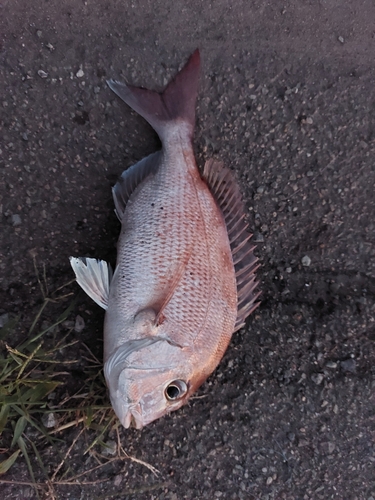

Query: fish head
<box><xmin>104</xmin><ymin>337</ymin><xmax>202</xmax><ymax>429</ymax></box>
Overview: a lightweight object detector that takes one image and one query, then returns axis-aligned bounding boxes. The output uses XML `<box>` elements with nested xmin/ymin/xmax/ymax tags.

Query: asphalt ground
<box><xmin>1</xmin><ymin>1</ymin><xmax>375</xmax><ymax>499</ymax></box>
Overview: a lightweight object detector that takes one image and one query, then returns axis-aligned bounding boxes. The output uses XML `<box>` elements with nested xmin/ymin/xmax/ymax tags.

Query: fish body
<box><xmin>70</xmin><ymin>50</ymin><xmax>259</xmax><ymax>429</ymax></box>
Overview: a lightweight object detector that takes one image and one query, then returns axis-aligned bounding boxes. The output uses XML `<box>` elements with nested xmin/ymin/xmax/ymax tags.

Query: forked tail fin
<box><xmin>107</xmin><ymin>49</ymin><xmax>200</xmax><ymax>141</ymax></box>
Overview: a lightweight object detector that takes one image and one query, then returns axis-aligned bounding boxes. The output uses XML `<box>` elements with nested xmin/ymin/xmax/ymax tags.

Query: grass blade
<box><xmin>17</xmin><ymin>435</ymin><xmax>40</xmax><ymax>500</ymax></box>
<box><xmin>0</xmin><ymin>404</ymin><xmax>10</xmax><ymax>433</ymax></box>
<box><xmin>11</xmin><ymin>415</ymin><xmax>27</xmax><ymax>448</ymax></box>
<box><xmin>0</xmin><ymin>450</ymin><xmax>21</xmax><ymax>475</ymax></box>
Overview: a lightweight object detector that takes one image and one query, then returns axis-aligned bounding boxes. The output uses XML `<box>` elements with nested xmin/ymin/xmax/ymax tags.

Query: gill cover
<box><xmin>103</xmin><ymin>338</ymin><xmax>191</xmax><ymax>428</ymax></box>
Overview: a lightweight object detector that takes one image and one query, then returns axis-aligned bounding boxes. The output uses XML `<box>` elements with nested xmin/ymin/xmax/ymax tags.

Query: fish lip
<box><xmin>122</xmin><ymin>408</ymin><xmax>144</xmax><ymax>430</ymax></box>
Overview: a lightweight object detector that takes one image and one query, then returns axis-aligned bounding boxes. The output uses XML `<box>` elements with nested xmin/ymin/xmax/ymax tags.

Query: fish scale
<box><xmin>113</xmin><ymin>162</ymin><xmax>201</xmax><ymax>318</ymax></box>
<box><xmin>70</xmin><ymin>50</ymin><xmax>260</xmax><ymax>429</ymax></box>
<box><xmin>110</xmin><ymin>149</ymin><xmax>236</xmax><ymax>352</ymax></box>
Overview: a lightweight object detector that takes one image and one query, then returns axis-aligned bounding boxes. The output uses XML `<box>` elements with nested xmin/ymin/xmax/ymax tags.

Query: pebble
<box><xmin>11</xmin><ymin>214</ymin><xmax>22</xmax><ymax>226</ymax></box>
<box><xmin>301</xmin><ymin>255</ymin><xmax>311</xmax><ymax>267</ymax></box>
<box><xmin>0</xmin><ymin>313</ymin><xmax>9</xmax><ymax>328</ymax></box>
<box><xmin>37</xmin><ymin>70</ymin><xmax>48</xmax><ymax>79</ymax></box>
<box><xmin>287</xmin><ymin>432</ymin><xmax>296</xmax><ymax>442</ymax></box>
<box><xmin>113</xmin><ymin>475</ymin><xmax>123</xmax><ymax>486</ymax></box>
<box><xmin>253</xmin><ymin>232</ymin><xmax>264</xmax><ymax>243</ymax></box>
<box><xmin>340</xmin><ymin>358</ymin><xmax>356</xmax><ymax>373</ymax></box>
<box><xmin>76</xmin><ymin>68</ymin><xmax>84</xmax><ymax>78</ymax></box>
<box><xmin>326</xmin><ymin>361</ymin><xmax>337</xmax><ymax>369</ymax></box>
<box><xmin>328</xmin><ymin>442</ymin><xmax>335</xmax><ymax>454</ymax></box>
<box><xmin>102</xmin><ymin>439</ymin><xmax>117</xmax><ymax>456</ymax></box>
<box><xmin>74</xmin><ymin>315</ymin><xmax>85</xmax><ymax>333</ymax></box>
<box><xmin>311</xmin><ymin>373</ymin><xmax>324</xmax><ymax>385</ymax></box>
<box><xmin>42</xmin><ymin>413</ymin><xmax>57</xmax><ymax>428</ymax></box>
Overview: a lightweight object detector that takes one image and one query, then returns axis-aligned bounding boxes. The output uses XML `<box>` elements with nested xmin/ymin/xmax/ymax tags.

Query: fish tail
<box><xmin>107</xmin><ymin>49</ymin><xmax>200</xmax><ymax>141</ymax></box>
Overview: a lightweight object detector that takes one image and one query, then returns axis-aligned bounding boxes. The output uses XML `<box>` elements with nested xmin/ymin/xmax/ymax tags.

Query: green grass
<box><xmin>0</xmin><ymin>261</ymin><xmax>158</xmax><ymax>499</ymax></box>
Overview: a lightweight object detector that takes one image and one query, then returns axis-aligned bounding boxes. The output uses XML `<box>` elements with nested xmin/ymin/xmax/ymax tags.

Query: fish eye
<box><xmin>164</xmin><ymin>380</ymin><xmax>188</xmax><ymax>401</ymax></box>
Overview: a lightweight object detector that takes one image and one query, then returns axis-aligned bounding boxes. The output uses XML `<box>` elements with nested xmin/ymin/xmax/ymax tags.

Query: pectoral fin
<box><xmin>70</xmin><ymin>257</ymin><xmax>113</xmax><ymax>309</ymax></box>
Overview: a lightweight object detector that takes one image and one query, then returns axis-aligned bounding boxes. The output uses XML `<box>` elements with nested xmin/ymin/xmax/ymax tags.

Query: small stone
<box><xmin>76</xmin><ymin>68</ymin><xmax>84</xmax><ymax>78</ymax></box>
<box><xmin>301</xmin><ymin>255</ymin><xmax>311</xmax><ymax>267</ymax></box>
<box><xmin>37</xmin><ymin>69</ymin><xmax>48</xmax><ymax>78</ymax></box>
<box><xmin>21</xmin><ymin>132</ymin><xmax>28</xmax><ymax>141</ymax></box>
<box><xmin>287</xmin><ymin>432</ymin><xmax>296</xmax><ymax>442</ymax></box>
<box><xmin>311</xmin><ymin>373</ymin><xmax>324</xmax><ymax>385</ymax></box>
<box><xmin>42</xmin><ymin>413</ymin><xmax>57</xmax><ymax>428</ymax></box>
<box><xmin>341</xmin><ymin>358</ymin><xmax>356</xmax><ymax>373</ymax></box>
<box><xmin>328</xmin><ymin>442</ymin><xmax>335</xmax><ymax>454</ymax></box>
<box><xmin>338</xmin><ymin>36</ymin><xmax>344</xmax><ymax>43</ymax></box>
<box><xmin>0</xmin><ymin>313</ymin><xmax>9</xmax><ymax>328</ymax></box>
<box><xmin>11</xmin><ymin>214</ymin><xmax>22</xmax><ymax>226</ymax></box>
<box><xmin>326</xmin><ymin>361</ymin><xmax>337</xmax><ymax>369</ymax></box>
<box><xmin>285</xmin><ymin>267</ymin><xmax>292</xmax><ymax>273</ymax></box>
<box><xmin>113</xmin><ymin>475</ymin><xmax>123</xmax><ymax>486</ymax></box>
<box><xmin>253</xmin><ymin>232</ymin><xmax>264</xmax><ymax>243</ymax></box>
<box><xmin>36</xmin><ymin>30</ymin><xmax>42</xmax><ymax>37</ymax></box>
<box><xmin>74</xmin><ymin>315</ymin><xmax>85</xmax><ymax>333</ymax></box>
<box><xmin>102</xmin><ymin>440</ymin><xmax>117</xmax><ymax>456</ymax></box>
<box><xmin>257</xmin><ymin>185</ymin><xmax>265</xmax><ymax>194</ymax></box>
<box><xmin>266</xmin><ymin>476</ymin><xmax>273</xmax><ymax>485</ymax></box>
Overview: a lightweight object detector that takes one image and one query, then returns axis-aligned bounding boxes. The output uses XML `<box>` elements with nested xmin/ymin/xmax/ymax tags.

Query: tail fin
<box><xmin>107</xmin><ymin>49</ymin><xmax>200</xmax><ymax>141</ymax></box>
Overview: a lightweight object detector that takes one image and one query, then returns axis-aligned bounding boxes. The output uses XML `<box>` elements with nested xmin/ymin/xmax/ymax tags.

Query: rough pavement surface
<box><xmin>1</xmin><ymin>1</ymin><xmax>375</xmax><ymax>499</ymax></box>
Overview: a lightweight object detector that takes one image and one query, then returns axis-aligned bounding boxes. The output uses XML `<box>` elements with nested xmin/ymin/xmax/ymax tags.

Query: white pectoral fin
<box><xmin>69</xmin><ymin>257</ymin><xmax>113</xmax><ymax>309</ymax></box>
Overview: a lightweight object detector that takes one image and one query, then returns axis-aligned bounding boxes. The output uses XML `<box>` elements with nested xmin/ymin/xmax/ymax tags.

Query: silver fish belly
<box><xmin>70</xmin><ymin>50</ymin><xmax>259</xmax><ymax>429</ymax></box>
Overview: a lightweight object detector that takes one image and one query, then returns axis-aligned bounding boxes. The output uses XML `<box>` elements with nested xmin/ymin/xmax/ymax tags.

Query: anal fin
<box><xmin>70</xmin><ymin>257</ymin><xmax>113</xmax><ymax>310</ymax></box>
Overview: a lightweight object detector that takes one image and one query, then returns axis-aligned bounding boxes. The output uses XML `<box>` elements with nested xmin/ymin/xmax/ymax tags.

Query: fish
<box><xmin>70</xmin><ymin>49</ymin><xmax>260</xmax><ymax>429</ymax></box>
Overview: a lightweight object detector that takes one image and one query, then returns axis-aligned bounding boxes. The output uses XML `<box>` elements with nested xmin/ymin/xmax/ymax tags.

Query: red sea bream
<box><xmin>70</xmin><ymin>50</ymin><xmax>259</xmax><ymax>429</ymax></box>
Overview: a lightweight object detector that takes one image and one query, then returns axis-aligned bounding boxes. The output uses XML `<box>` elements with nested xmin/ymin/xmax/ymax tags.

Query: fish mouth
<box><xmin>122</xmin><ymin>408</ymin><xmax>143</xmax><ymax>430</ymax></box>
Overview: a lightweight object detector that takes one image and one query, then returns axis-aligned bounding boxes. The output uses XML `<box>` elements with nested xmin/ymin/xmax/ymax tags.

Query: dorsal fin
<box><xmin>112</xmin><ymin>151</ymin><xmax>161</xmax><ymax>220</ymax></box>
<box><xmin>202</xmin><ymin>159</ymin><xmax>260</xmax><ymax>331</ymax></box>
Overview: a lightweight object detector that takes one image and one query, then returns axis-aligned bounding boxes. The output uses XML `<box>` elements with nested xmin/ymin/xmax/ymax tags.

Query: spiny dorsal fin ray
<box><xmin>112</xmin><ymin>151</ymin><xmax>162</xmax><ymax>221</ymax></box>
<box><xmin>70</xmin><ymin>257</ymin><xmax>113</xmax><ymax>310</ymax></box>
<box><xmin>202</xmin><ymin>159</ymin><xmax>260</xmax><ymax>331</ymax></box>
